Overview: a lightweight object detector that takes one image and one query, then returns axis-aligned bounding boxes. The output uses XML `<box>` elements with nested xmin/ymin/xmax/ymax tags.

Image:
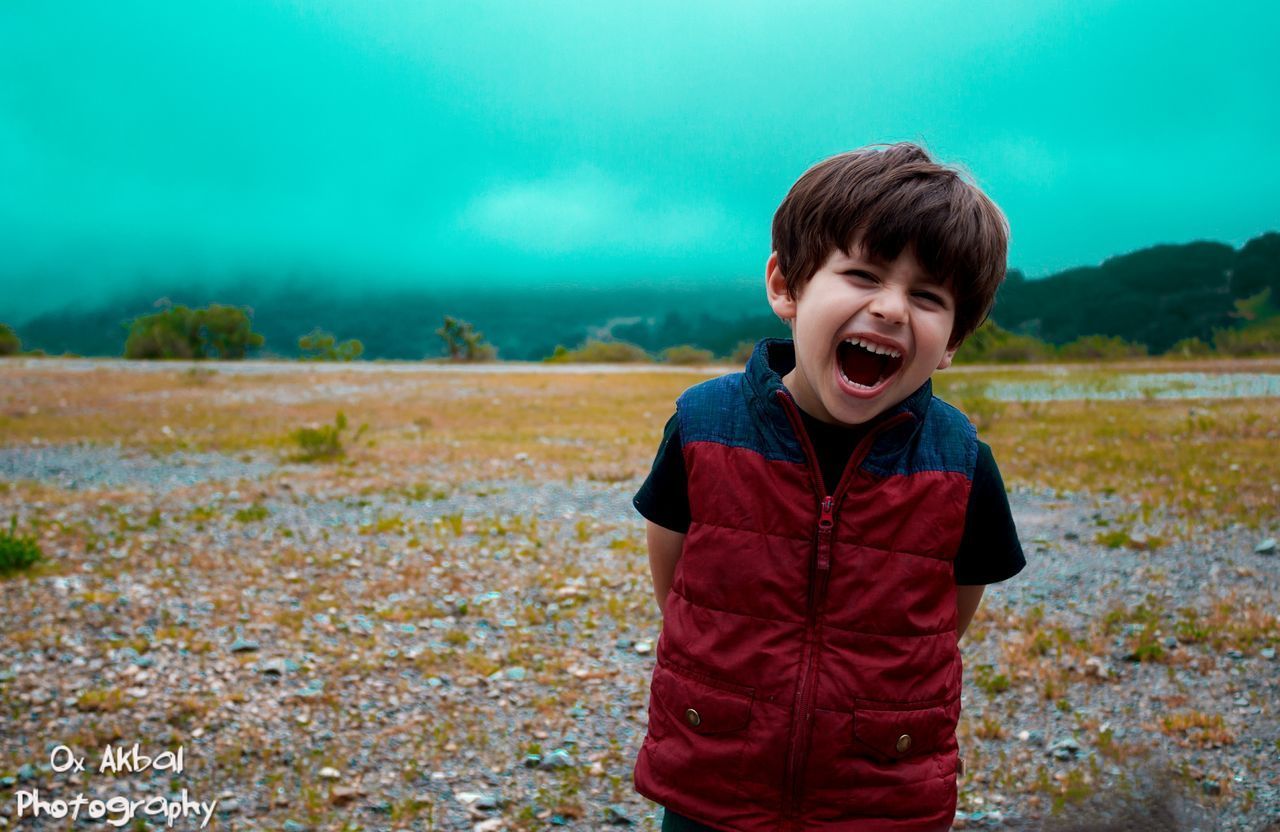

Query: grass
<box><xmin>2</xmin><ymin>358</ymin><xmax>1277</xmax><ymax>827</ymax></box>
<box><xmin>0</xmin><ymin>515</ymin><xmax>42</xmax><ymax>576</ymax></box>
<box><xmin>4</xmin><ymin>359</ymin><xmax>1276</xmax><ymax>528</ymax></box>
<box><xmin>1159</xmin><ymin>711</ymin><xmax>1238</xmax><ymax>748</ymax></box>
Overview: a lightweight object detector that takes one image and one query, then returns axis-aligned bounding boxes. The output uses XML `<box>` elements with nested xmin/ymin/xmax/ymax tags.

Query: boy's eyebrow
<box><xmin>837</xmin><ymin>249</ymin><xmax>950</xmax><ymax>289</ymax></box>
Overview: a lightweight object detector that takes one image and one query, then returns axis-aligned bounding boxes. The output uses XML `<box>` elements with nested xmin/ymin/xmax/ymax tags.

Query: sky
<box><xmin>2</xmin><ymin>0</ymin><xmax>1277</xmax><ymax>322</ymax></box>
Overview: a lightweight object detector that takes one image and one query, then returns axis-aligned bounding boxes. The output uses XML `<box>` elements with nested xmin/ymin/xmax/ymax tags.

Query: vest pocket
<box><xmin>647</xmin><ymin>661</ymin><xmax>755</xmax><ymax>788</ymax></box>
<box><xmin>851</xmin><ymin>697</ymin><xmax>959</xmax><ymax>765</ymax></box>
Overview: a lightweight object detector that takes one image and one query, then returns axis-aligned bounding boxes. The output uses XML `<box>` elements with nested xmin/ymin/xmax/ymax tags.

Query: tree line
<box><xmin>3</xmin><ymin>232</ymin><xmax>1277</xmax><ymax>362</ymax></box>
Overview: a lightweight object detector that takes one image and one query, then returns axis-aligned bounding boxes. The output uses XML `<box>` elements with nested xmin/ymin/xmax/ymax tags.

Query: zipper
<box><xmin>816</xmin><ymin>496</ymin><xmax>834</xmax><ymax>570</ymax></box>
<box><xmin>775</xmin><ymin>390</ymin><xmax>914</xmax><ymax>824</ymax></box>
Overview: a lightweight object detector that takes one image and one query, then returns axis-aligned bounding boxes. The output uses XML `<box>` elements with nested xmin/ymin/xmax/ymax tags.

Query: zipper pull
<box><xmin>816</xmin><ymin>496</ymin><xmax>834</xmax><ymax>571</ymax></box>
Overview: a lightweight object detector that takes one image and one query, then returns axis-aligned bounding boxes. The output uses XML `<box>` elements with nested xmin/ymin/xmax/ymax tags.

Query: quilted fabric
<box><xmin>634</xmin><ymin>339</ymin><xmax>977</xmax><ymax>832</ymax></box>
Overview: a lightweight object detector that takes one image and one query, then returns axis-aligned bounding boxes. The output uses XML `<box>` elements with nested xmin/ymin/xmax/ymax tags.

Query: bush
<box><xmin>728</xmin><ymin>341</ymin><xmax>756</xmax><ymax>365</ymax></box>
<box><xmin>953</xmin><ymin>321</ymin><xmax>1055</xmax><ymax>364</ymax></box>
<box><xmin>123</xmin><ymin>303</ymin><xmax>263</xmax><ymax>360</ymax></box>
<box><xmin>1213</xmin><ymin>317</ymin><xmax>1280</xmax><ymax>356</ymax></box>
<box><xmin>289</xmin><ymin>411</ymin><xmax>366</xmax><ymax>461</ymax></box>
<box><xmin>661</xmin><ymin>344</ymin><xmax>714</xmax><ymax>365</ymax></box>
<box><xmin>298</xmin><ymin>328</ymin><xmax>364</xmax><ymax>361</ymax></box>
<box><xmin>0</xmin><ymin>516</ymin><xmax>43</xmax><ymax>576</ymax></box>
<box><xmin>1212</xmin><ymin>289</ymin><xmax>1280</xmax><ymax>356</ymax></box>
<box><xmin>436</xmin><ymin>316</ymin><xmax>497</xmax><ymax>362</ymax></box>
<box><xmin>543</xmin><ymin>339</ymin><xmax>651</xmax><ymax>363</ymax></box>
<box><xmin>1057</xmin><ymin>334</ymin><xmax>1148</xmax><ymax>361</ymax></box>
<box><xmin>1165</xmin><ymin>337</ymin><xmax>1213</xmax><ymax>359</ymax></box>
<box><xmin>0</xmin><ymin>323</ymin><xmax>22</xmax><ymax>356</ymax></box>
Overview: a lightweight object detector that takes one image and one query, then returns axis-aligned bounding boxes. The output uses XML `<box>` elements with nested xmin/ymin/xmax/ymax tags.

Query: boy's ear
<box><xmin>937</xmin><ymin>343</ymin><xmax>959</xmax><ymax>370</ymax></box>
<box><xmin>765</xmin><ymin>252</ymin><xmax>796</xmax><ymax>321</ymax></box>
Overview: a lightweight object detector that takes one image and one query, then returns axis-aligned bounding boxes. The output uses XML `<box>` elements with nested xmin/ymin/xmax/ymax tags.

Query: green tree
<box><xmin>0</xmin><ymin>323</ymin><xmax>21</xmax><ymax>356</ymax></box>
<box><xmin>123</xmin><ymin>303</ymin><xmax>263</xmax><ymax>360</ymax></box>
<box><xmin>198</xmin><ymin>303</ymin><xmax>265</xmax><ymax>358</ymax></box>
<box><xmin>435</xmin><ymin>316</ymin><xmax>496</xmax><ymax>361</ymax></box>
<box><xmin>298</xmin><ymin>328</ymin><xmax>364</xmax><ymax>361</ymax></box>
<box><xmin>1213</xmin><ymin>288</ymin><xmax>1280</xmax><ymax>355</ymax></box>
<box><xmin>123</xmin><ymin>305</ymin><xmax>203</xmax><ymax>359</ymax></box>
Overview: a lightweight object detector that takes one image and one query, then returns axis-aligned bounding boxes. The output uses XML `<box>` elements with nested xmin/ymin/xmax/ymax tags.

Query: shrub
<box><xmin>953</xmin><ymin>320</ymin><xmax>1055</xmax><ymax>364</ymax></box>
<box><xmin>728</xmin><ymin>341</ymin><xmax>756</xmax><ymax>365</ymax></box>
<box><xmin>435</xmin><ymin>316</ymin><xmax>497</xmax><ymax>362</ymax></box>
<box><xmin>0</xmin><ymin>516</ymin><xmax>43</xmax><ymax>576</ymax></box>
<box><xmin>298</xmin><ymin>328</ymin><xmax>364</xmax><ymax>361</ymax></box>
<box><xmin>543</xmin><ymin>339</ymin><xmax>651</xmax><ymax>363</ymax></box>
<box><xmin>123</xmin><ymin>303</ymin><xmax>263</xmax><ymax>360</ymax></box>
<box><xmin>1213</xmin><ymin>293</ymin><xmax>1280</xmax><ymax>355</ymax></box>
<box><xmin>661</xmin><ymin>344</ymin><xmax>714</xmax><ymax>365</ymax></box>
<box><xmin>1165</xmin><ymin>337</ymin><xmax>1213</xmax><ymax>359</ymax></box>
<box><xmin>1057</xmin><ymin>334</ymin><xmax>1149</xmax><ymax>361</ymax></box>
<box><xmin>1214</xmin><ymin>318</ymin><xmax>1280</xmax><ymax>355</ymax></box>
<box><xmin>290</xmin><ymin>411</ymin><xmax>366</xmax><ymax>461</ymax></box>
<box><xmin>0</xmin><ymin>323</ymin><xmax>21</xmax><ymax>356</ymax></box>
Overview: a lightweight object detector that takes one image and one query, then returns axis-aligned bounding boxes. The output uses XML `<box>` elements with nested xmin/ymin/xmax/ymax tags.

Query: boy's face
<box><xmin>766</xmin><ymin>239</ymin><xmax>958</xmax><ymax>426</ymax></box>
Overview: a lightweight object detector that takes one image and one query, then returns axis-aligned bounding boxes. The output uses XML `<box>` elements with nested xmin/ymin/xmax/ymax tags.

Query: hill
<box><xmin>6</xmin><ymin>232</ymin><xmax>1278</xmax><ymax>360</ymax></box>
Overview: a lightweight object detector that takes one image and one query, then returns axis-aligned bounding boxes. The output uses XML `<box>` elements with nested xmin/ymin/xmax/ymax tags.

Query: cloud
<box><xmin>456</xmin><ymin>166</ymin><xmax>732</xmax><ymax>256</ymax></box>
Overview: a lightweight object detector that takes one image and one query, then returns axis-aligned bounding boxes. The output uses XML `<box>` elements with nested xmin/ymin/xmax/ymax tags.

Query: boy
<box><xmin>631</xmin><ymin>143</ymin><xmax>1025</xmax><ymax>832</ymax></box>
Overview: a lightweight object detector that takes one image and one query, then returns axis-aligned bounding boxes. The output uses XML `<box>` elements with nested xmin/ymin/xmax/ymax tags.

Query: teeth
<box><xmin>843</xmin><ymin>337</ymin><xmax>901</xmax><ymax>359</ymax></box>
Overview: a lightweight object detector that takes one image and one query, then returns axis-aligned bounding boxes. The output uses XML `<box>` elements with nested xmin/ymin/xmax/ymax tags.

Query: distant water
<box><xmin>981</xmin><ymin>372</ymin><xmax>1280</xmax><ymax>402</ymax></box>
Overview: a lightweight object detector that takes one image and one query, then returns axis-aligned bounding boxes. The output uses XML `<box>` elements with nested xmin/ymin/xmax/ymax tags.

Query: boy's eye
<box><xmin>914</xmin><ymin>291</ymin><xmax>948</xmax><ymax>306</ymax></box>
<box><xmin>844</xmin><ymin>270</ymin><xmax>878</xmax><ymax>283</ymax></box>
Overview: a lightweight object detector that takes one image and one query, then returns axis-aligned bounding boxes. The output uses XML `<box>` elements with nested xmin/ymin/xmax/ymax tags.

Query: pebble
<box><xmin>474</xmin><ymin>819</ymin><xmax>505</xmax><ymax>832</ymax></box>
<box><xmin>456</xmin><ymin>792</ymin><xmax>499</xmax><ymax>810</ymax></box>
<box><xmin>1083</xmin><ymin>656</ymin><xmax>1112</xmax><ymax>678</ymax></box>
<box><xmin>257</xmin><ymin>657</ymin><xmax>298</xmax><ymax>676</ymax></box>
<box><xmin>1048</xmin><ymin>737</ymin><xmax>1080</xmax><ymax>760</ymax></box>
<box><xmin>1254</xmin><ymin>538</ymin><xmax>1276</xmax><ymax>555</ymax></box>
<box><xmin>541</xmin><ymin>748</ymin><xmax>574</xmax><ymax>769</ymax></box>
<box><xmin>604</xmin><ymin>805</ymin><xmax>635</xmax><ymax>825</ymax></box>
<box><xmin>318</xmin><ymin>767</ymin><xmax>341</xmax><ymax>779</ymax></box>
<box><xmin>230</xmin><ymin>638</ymin><xmax>260</xmax><ymax>653</ymax></box>
<box><xmin>634</xmin><ymin>640</ymin><xmax>652</xmax><ymax>655</ymax></box>
<box><xmin>330</xmin><ymin>783</ymin><xmax>360</xmax><ymax>803</ymax></box>
<box><xmin>296</xmin><ymin>679</ymin><xmax>325</xmax><ymax>698</ymax></box>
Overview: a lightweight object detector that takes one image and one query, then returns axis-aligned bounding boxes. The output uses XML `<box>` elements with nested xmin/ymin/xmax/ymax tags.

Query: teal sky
<box><xmin>2</xmin><ymin>0</ymin><xmax>1277</xmax><ymax>321</ymax></box>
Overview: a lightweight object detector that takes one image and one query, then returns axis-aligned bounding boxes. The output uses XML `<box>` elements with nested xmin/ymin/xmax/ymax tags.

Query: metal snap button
<box><xmin>685</xmin><ymin>708</ymin><xmax>701</xmax><ymax>727</ymax></box>
<box><xmin>896</xmin><ymin>734</ymin><xmax>912</xmax><ymax>753</ymax></box>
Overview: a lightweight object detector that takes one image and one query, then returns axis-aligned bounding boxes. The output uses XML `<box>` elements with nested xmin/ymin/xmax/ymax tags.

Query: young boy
<box><xmin>631</xmin><ymin>143</ymin><xmax>1025</xmax><ymax>832</ymax></box>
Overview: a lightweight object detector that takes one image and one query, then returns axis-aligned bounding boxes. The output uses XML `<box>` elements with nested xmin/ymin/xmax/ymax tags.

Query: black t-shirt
<box><xmin>633</xmin><ymin>409</ymin><xmax>1025</xmax><ymax>585</ymax></box>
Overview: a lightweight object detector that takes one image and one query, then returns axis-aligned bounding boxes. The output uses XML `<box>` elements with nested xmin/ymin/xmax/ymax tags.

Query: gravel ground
<box><xmin>2</xmin><ymin>442</ymin><xmax>1278</xmax><ymax>831</ymax></box>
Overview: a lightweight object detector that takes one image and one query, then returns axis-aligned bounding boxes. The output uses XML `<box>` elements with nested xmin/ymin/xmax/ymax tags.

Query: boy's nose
<box><xmin>868</xmin><ymin>288</ymin><xmax>908</xmax><ymax>325</ymax></box>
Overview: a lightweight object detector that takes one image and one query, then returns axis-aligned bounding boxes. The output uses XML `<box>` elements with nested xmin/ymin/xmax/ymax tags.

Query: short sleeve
<box><xmin>954</xmin><ymin>442</ymin><xmax>1025</xmax><ymax>585</ymax></box>
<box><xmin>632</xmin><ymin>413</ymin><xmax>692</xmax><ymax>534</ymax></box>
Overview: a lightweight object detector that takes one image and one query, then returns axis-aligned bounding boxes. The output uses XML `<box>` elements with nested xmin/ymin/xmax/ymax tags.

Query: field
<box><xmin>1</xmin><ymin>357</ymin><xmax>1278</xmax><ymax>831</ymax></box>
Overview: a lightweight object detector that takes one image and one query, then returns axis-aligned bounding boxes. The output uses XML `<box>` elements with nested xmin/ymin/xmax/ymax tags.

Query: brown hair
<box><xmin>771</xmin><ymin>142</ymin><xmax>1009</xmax><ymax>347</ymax></box>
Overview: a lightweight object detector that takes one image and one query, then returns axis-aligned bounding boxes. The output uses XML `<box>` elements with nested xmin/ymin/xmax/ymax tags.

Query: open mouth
<box><xmin>837</xmin><ymin>337</ymin><xmax>904</xmax><ymax>391</ymax></box>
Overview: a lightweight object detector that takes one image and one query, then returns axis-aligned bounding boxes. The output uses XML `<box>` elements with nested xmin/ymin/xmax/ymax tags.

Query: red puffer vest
<box><xmin>634</xmin><ymin>339</ymin><xmax>976</xmax><ymax>832</ymax></box>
